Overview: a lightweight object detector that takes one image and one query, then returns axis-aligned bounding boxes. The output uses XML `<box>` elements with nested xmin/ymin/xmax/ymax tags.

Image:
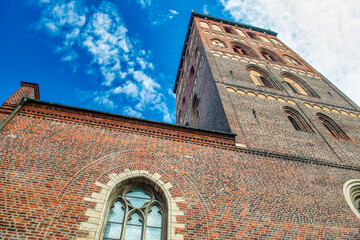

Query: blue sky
<box><xmin>1</xmin><ymin>0</ymin><xmax>359</xmax><ymax>123</ymax></box>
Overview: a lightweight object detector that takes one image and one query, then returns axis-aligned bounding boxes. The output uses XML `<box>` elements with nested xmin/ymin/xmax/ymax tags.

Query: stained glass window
<box><xmin>103</xmin><ymin>186</ymin><xmax>164</xmax><ymax>240</ymax></box>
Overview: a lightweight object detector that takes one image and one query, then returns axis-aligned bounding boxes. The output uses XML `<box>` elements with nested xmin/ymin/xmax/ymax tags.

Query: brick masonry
<box><xmin>2</xmin><ymin>12</ymin><xmax>360</xmax><ymax>240</ymax></box>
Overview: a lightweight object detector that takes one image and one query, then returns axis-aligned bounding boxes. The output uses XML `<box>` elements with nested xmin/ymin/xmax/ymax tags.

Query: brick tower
<box><xmin>175</xmin><ymin>12</ymin><xmax>360</xmax><ymax>165</ymax></box>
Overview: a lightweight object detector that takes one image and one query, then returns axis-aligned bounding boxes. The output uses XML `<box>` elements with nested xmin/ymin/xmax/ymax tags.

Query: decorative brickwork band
<box><xmin>78</xmin><ymin>170</ymin><xmax>185</xmax><ymax>240</ymax></box>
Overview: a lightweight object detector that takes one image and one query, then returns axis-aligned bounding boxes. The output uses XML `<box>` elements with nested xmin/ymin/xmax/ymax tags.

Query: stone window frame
<box><xmin>259</xmin><ymin>48</ymin><xmax>285</xmax><ymax>64</ymax></box>
<box><xmin>343</xmin><ymin>179</ymin><xmax>360</xmax><ymax>219</ymax></box>
<box><xmin>231</xmin><ymin>41</ymin><xmax>258</xmax><ymax>58</ymax></box>
<box><xmin>78</xmin><ymin>170</ymin><xmax>185</xmax><ymax>240</ymax></box>
<box><xmin>211</xmin><ymin>38</ymin><xmax>227</xmax><ymax>48</ymax></box>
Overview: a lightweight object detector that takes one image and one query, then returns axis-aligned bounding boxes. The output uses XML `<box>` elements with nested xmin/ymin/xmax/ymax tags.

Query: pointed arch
<box><xmin>283</xmin><ymin>107</ymin><xmax>313</xmax><ymax>132</ymax></box>
<box><xmin>246</xmin><ymin>65</ymin><xmax>283</xmax><ymax>90</ymax></box>
<box><xmin>259</xmin><ymin>48</ymin><xmax>285</xmax><ymax>63</ymax></box>
<box><xmin>316</xmin><ymin>113</ymin><xmax>350</xmax><ymax>140</ymax></box>
<box><xmin>211</xmin><ymin>38</ymin><xmax>226</xmax><ymax>48</ymax></box>
<box><xmin>231</xmin><ymin>41</ymin><xmax>258</xmax><ymax>57</ymax></box>
<box><xmin>281</xmin><ymin>72</ymin><xmax>319</xmax><ymax>98</ymax></box>
<box><xmin>224</xmin><ymin>26</ymin><xmax>236</xmax><ymax>34</ymax></box>
<box><xmin>284</xmin><ymin>55</ymin><xmax>301</xmax><ymax>66</ymax></box>
<box><xmin>246</xmin><ymin>31</ymin><xmax>259</xmax><ymax>40</ymax></box>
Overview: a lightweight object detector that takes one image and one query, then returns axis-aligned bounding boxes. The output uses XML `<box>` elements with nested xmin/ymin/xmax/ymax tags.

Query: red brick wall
<box><xmin>1</xmin><ymin>101</ymin><xmax>360</xmax><ymax>239</ymax></box>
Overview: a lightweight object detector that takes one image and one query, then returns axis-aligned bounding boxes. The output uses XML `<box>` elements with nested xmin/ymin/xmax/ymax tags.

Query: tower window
<box><xmin>233</xmin><ymin>45</ymin><xmax>249</xmax><ymax>56</ymax></box>
<box><xmin>259</xmin><ymin>36</ymin><xmax>271</xmax><ymax>43</ymax></box>
<box><xmin>224</xmin><ymin>26</ymin><xmax>235</xmax><ymax>34</ymax></box>
<box><xmin>248</xmin><ymin>68</ymin><xmax>281</xmax><ymax>90</ymax></box>
<box><xmin>235</xmin><ymin>29</ymin><xmax>247</xmax><ymax>37</ymax></box>
<box><xmin>260</xmin><ymin>50</ymin><xmax>283</xmax><ymax>63</ymax></box>
<box><xmin>282</xmin><ymin>74</ymin><xmax>319</xmax><ymax>98</ymax></box>
<box><xmin>103</xmin><ymin>183</ymin><xmax>166</xmax><ymax>240</ymax></box>
<box><xmin>232</xmin><ymin>42</ymin><xmax>257</xmax><ymax>57</ymax></box>
<box><xmin>283</xmin><ymin>107</ymin><xmax>313</xmax><ymax>132</ymax></box>
<box><xmin>284</xmin><ymin>55</ymin><xmax>301</xmax><ymax>65</ymax></box>
<box><xmin>199</xmin><ymin>22</ymin><xmax>210</xmax><ymax>29</ymax></box>
<box><xmin>211</xmin><ymin>39</ymin><xmax>226</xmax><ymax>48</ymax></box>
<box><xmin>270</xmin><ymin>38</ymin><xmax>283</xmax><ymax>46</ymax></box>
<box><xmin>212</xmin><ymin>25</ymin><xmax>222</xmax><ymax>32</ymax></box>
<box><xmin>247</xmin><ymin>32</ymin><xmax>259</xmax><ymax>40</ymax></box>
<box><xmin>316</xmin><ymin>113</ymin><xmax>350</xmax><ymax>140</ymax></box>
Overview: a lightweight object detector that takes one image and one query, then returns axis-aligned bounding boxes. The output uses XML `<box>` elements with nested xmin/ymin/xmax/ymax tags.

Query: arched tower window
<box><xmin>270</xmin><ymin>38</ymin><xmax>283</xmax><ymax>46</ymax></box>
<box><xmin>284</xmin><ymin>55</ymin><xmax>301</xmax><ymax>66</ymax></box>
<box><xmin>247</xmin><ymin>66</ymin><xmax>282</xmax><ymax>90</ymax></box>
<box><xmin>224</xmin><ymin>26</ymin><xmax>235</xmax><ymax>34</ymax></box>
<box><xmin>316</xmin><ymin>113</ymin><xmax>350</xmax><ymax>140</ymax></box>
<box><xmin>260</xmin><ymin>49</ymin><xmax>284</xmax><ymax>63</ymax></box>
<box><xmin>199</xmin><ymin>22</ymin><xmax>210</xmax><ymax>29</ymax></box>
<box><xmin>211</xmin><ymin>39</ymin><xmax>226</xmax><ymax>48</ymax></box>
<box><xmin>232</xmin><ymin>42</ymin><xmax>257</xmax><ymax>57</ymax></box>
<box><xmin>192</xmin><ymin>94</ymin><xmax>200</xmax><ymax>127</ymax></box>
<box><xmin>212</xmin><ymin>25</ymin><xmax>222</xmax><ymax>32</ymax></box>
<box><xmin>181</xmin><ymin>97</ymin><xmax>186</xmax><ymax>118</ymax></box>
<box><xmin>259</xmin><ymin>36</ymin><xmax>271</xmax><ymax>43</ymax></box>
<box><xmin>247</xmin><ymin>32</ymin><xmax>259</xmax><ymax>40</ymax></box>
<box><xmin>103</xmin><ymin>182</ymin><xmax>167</xmax><ymax>240</ymax></box>
<box><xmin>283</xmin><ymin>107</ymin><xmax>313</xmax><ymax>132</ymax></box>
<box><xmin>235</xmin><ymin>29</ymin><xmax>247</xmax><ymax>37</ymax></box>
<box><xmin>282</xmin><ymin>73</ymin><xmax>319</xmax><ymax>98</ymax></box>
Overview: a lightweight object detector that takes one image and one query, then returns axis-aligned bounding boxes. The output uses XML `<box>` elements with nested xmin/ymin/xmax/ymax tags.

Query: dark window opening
<box><xmin>224</xmin><ymin>26</ymin><xmax>235</xmax><ymax>34</ymax></box>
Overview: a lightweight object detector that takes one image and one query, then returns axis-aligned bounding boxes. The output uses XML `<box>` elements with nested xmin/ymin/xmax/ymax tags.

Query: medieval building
<box><xmin>1</xmin><ymin>12</ymin><xmax>360</xmax><ymax>239</ymax></box>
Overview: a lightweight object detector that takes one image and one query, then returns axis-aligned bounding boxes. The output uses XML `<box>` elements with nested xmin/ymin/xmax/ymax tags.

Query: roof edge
<box><xmin>24</xmin><ymin>98</ymin><xmax>237</xmax><ymax>137</ymax></box>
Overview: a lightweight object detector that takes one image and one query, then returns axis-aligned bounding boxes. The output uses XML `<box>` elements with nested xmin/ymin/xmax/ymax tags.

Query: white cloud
<box><xmin>203</xmin><ymin>5</ymin><xmax>209</xmax><ymax>14</ymax></box>
<box><xmin>137</xmin><ymin>0</ymin><xmax>151</xmax><ymax>8</ymax></box>
<box><xmin>113</xmin><ymin>81</ymin><xmax>139</xmax><ymax>98</ymax></box>
<box><xmin>220</xmin><ymin>0</ymin><xmax>360</xmax><ymax>106</ymax></box>
<box><xmin>168</xmin><ymin>9</ymin><xmax>179</xmax><ymax>19</ymax></box>
<box><xmin>34</xmin><ymin>0</ymin><xmax>175</xmax><ymax>122</ymax></box>
<box><xmin>124</xmin><ymin>107</ymin><xmax>143</xmax><ymax>118</ymax></box>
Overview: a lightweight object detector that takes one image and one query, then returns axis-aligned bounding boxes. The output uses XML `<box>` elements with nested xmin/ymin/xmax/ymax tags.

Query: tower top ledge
<box><xmin>173</xmin><ymin>11</ymin><xmax>277</xmax><ymax>93</ymax></box>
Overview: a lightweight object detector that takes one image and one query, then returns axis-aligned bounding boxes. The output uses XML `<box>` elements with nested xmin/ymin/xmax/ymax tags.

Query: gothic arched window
<box><xmin>259</xmin><ymin>36</ymin><xmax>271</xmax><ymax>43</ymax></box>
<box><xmin>282</xmin><ymin>73</ymin><xmax>319</xmax><ymax>98</ymax></box>
<box><xmin>316</xmin><ymin>113</ymin><xmax>350</xmax><ymax>140</ymax></box>
<box><xmin>270</xmin><ymin>38</ymin><xmax>283</xmax><ymax>46</ymax></box>
<box><xmin>199</xmin><ymin>22</ymin><xmax>210</xmax><ymax>29</ymax></box>
<box><xmin>260</xmin><ymin>50</ymin><xmax>283</xmax><ymax>63</ymax></box>
<box><xmin>103</xmin><ymin>183</ymin><xmax>166</xmax><ymax>240</ymax></box>
<box><xmin>233</xmin><ymin>45</ymin><xmax>250</xmax><ymax>56</ymax></box>
<box><xmin>232</xmin><ymin>42</ymin><xmax>258</xmax><ymax>57</ymax></box>
<box><xmin>224</xmin><ymin>26</ymin><xmax>235</xmax><ymax>34</ymax></box>
<box><xmin>284</xmin><ymin>55</ymin><xmax>301</xmax><ymax>66</ymax></box>
<box><xmin>284</xmin><ymin>107</ymin><xmax>313</xmax><ymax>132</ymax></box>
<box><xmin>247</xmin><ymin>32</ymin><xmax>259</xmax><ymax>40</ymax></box>
<box><xmin>247</xmin><ymin>67</ymin><xmax>282</xmax><ymax>90</ymax></box>
<box><xmin>212</xmin><ymin>25</ymin><xmax>222</xmax><ymax>32</ymax></box>
<box><xmin>235</xmin><ymin>29</ymin><xmax>247</xmax><ymax>37</ymax></box>
<box><xmin>211</xmin><ymin>39</ymin><xmax>226</xmax><ymax>48</ymax></box>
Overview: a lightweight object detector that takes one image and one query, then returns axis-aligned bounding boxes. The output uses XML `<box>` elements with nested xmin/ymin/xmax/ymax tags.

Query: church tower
<box><xmin>175</xmin><ymin>12</ymin><xmax>360</xmax><ymax>165</ymax></box>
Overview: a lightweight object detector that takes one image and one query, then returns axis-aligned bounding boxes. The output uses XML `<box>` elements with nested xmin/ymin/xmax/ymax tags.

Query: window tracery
<box><xmin>103</xmin><ymin>184</ymin><xmax>165</xmax><ymax>240</ymax></box>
